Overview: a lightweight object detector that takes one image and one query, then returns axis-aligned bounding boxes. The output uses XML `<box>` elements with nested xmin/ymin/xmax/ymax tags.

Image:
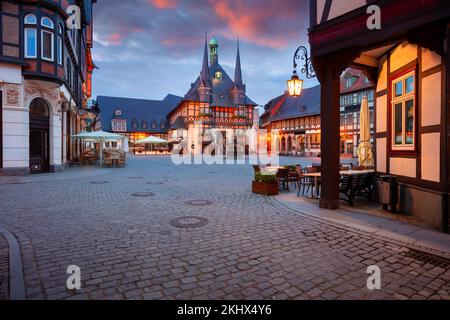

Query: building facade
<box><xmin>168</xmin><ymin>36</ymin><xmax>257</xmax><ymax>154</ymax></box>
<box><xmin>340</xmin><ymin>68</ymin><xmax>374</xmax><ymax>157</ymax></box>
<box><xmin>261</xmin><ymin>86</ymin><xmax>321</xmax><ymax>156</ymax></box>
<box><xmin>309</xmin><ymin>0</ymin><xmax>450</xmax><ymax>231</ymax></box>
<box><xmin>0</xmin><ymin>0</ymin><xmax>96</xmax><ymax>175</ymax></box>
<box><xmin>97</xmin><ymin>94</ymin><xmax>182</xmax><ymax>151</ymax></box>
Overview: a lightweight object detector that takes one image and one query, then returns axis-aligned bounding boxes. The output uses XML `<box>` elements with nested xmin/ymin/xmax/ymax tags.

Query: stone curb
<box><xmin>0</xmin><ymin>226</ymin><xmax>26</xmax><ymax>300</ymax></box>
<box><xmin>268</xmin><ymin>196</ymin><xmax>450</xmax><ymax>260</ymax></box>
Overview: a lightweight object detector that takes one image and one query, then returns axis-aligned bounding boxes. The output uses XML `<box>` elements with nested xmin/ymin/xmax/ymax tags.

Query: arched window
<box><xmin>24</xmin><ymin>14</ymin><xmax>37</xmax><ymax>58</ymax></box>
<box><xmin>151</xmin><ymin>120</ymin><xmax>157</xmax><ymax>129</ymax></box>
<box><xmin>132</xmin><ymin>119</ymin><xmax>138</xmax><ymax>129</ymax></box>
<box><xmin>24</xmin><ymin>14</ymin><xmax>37</xmax><ymax>25</ymax></box>
<box><xmin>141</xmin><ymin>120</ymin><xmax>148</xmax><ymax>129</ymax></box>
<box><xmin>41</xmin><ymin>17</ymin><xmax>54</xmax><ymax>61</ymax></box>
<box><xmin>160</xmin><ymin>120</ymin><xmax>166</xmax><ymax>129</ymax></box>
<box><xmin>41</xmin><ymin>17</ymin><xmax>54</xmax><ymax>29</ymax></box>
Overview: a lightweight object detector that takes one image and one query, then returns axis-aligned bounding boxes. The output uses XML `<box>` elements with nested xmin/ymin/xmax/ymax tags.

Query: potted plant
<box><xmin>252</xmin><ymin>173</ymin><xmax>279</xmax><ymax>196</ymax></box>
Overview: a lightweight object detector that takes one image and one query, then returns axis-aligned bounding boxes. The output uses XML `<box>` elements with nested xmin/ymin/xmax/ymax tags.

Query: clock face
<box><xmin>215</xmin><ymin>71</ymin><xmax>222</xmax><ymax>80</ymax></box>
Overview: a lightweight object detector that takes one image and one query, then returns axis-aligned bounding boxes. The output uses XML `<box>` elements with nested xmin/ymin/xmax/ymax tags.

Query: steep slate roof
<box><xmin>183</xmin><ymin>38</ymin><xmax>257</xmax><ymax>107</ymax></box>
<box><xmin>264</xmin><ymin>85</ymin><xmax>321</xmax><ymax>122</ymax></box>
<box><xmin>98</xmin><ymin>94</ymin><xmax>183</xmax><ymax>134</ymax></box>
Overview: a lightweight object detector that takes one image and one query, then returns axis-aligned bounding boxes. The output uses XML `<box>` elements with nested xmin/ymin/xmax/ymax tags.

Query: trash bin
<box><xmin>380</xmin><ymin>175</ymin><xmax>398</xmax><ymax>213</ymax></box>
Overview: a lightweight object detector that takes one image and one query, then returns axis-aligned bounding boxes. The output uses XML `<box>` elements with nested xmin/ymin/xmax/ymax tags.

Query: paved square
<box><xmin>0</xmin><ymin>156</ymin><xmax>449</xmax><ymax>300</ymax></box>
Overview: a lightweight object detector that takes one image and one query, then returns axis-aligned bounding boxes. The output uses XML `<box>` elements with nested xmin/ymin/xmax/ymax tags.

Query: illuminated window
<box><xmin>391</xmin><ymin>70</ymin><xmax>415</xmax><ymax>151</ymax></box>
<box><xmin>215</xmin><ymin>70</ymin><xmax>222</xmax><ymax>80</ymax></box>
<box><xmin>115</xmin><ymin>110</ymin><xmax>122</xmax><ymax>116</ymax></box>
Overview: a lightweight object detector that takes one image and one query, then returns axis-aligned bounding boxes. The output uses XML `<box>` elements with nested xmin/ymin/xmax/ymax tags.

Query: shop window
<box><xmin>390</xmin><ymin>69</ymin><xmax>416</xmax><ymax>151</ymax></box>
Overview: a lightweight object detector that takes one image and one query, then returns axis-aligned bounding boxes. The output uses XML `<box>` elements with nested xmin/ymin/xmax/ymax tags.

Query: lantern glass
<box><xmin>287</xmin><ymin>75</ymin><xmax>303</xmax><ymax>96</ymax></box>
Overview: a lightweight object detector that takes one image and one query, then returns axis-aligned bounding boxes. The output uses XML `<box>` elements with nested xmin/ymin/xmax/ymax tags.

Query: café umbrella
<box><xmin>357</xmin><ymin>95</ymin><xmax>374</xmax><ymax>167</ymax></box>
<box><xmin>72</xmin><ymin>130</ymin><xmax>124</xmax><ymax>166</ymax></box>
<box><xmin>134</xmin><ymin>136</ymin><xmax>168</xmax><ymax>153</ymax></box>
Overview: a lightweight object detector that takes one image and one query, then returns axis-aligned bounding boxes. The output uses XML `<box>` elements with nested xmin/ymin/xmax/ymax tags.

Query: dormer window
<box><xmin>215</xmin><ymin>70</ymin><xmax>222</xmax><ymax>80</ymax></box>
<box><xmin>115</xmin><ymin>110</ymin><xmax>122</xmax><ymax>116</ymax></box>
<box><xmin>160</xmin><ymin>121</ymin><xmax>166</xmax><ymax>129</ymax></box>
<box><xmin>141</xmin><ymin>120</ymin><xmax>148</xmax><ymax>129</ymax></box>
<box><xmin>345</xmin><ymin>77</ymin><xmax>354</xmax><ymax>88</ymax></box>
<box><xmin>132</xmin><ymin>119</ymin><xmax>138</xmax><ymax>129</ymax></box>
<box><xmin>151</xmin><ymin>120</ymin><xmax>157</xmax><ymax>129</ymax></box>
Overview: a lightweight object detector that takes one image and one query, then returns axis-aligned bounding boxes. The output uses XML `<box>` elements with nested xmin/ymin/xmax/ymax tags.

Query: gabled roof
<box><xmin>97</xmin><ymin>94</ymin><xmax>183</xmax><ymax>133</ymax></box>
<box><xmin>264</xmin><ymin>85</ymin><xmax>321</xmax><ymax>122</ymax></box>
<box><xmin>340</xmin><ymin>68</ymin><xmax>373</xmax><ymax>94</ymax></box>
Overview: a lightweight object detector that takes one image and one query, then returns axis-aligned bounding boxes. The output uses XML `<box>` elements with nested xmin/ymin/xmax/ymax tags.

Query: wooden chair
<box><xmin>118</xmin><ymin>153</ymin><xmax>126</xmax><ymax>167</ymax></box>
<box><xmin>296</xmin><ymin>166</ymin><xmax>314</xmax><ymax>196</ymax></box>
<box><xmin>104</xmin><ymin>157</ymin><xmax>112</xmax><ymax>167</ymax></box>
<box><xmin>276</xmin><ymin>168</ymin><xmax>290</xmax><ymax>191</ymax></box>
<box><xmin>339</xmin><ymin>175</ymin><xmax>355</xmax><ymax>206</ymax></box>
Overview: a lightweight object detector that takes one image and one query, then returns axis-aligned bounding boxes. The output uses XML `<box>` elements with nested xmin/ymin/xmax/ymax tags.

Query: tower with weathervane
<box><xmin>168</xmin><ymin>35</ymin><xmax>257</xmax><ymax>154</ymax></box>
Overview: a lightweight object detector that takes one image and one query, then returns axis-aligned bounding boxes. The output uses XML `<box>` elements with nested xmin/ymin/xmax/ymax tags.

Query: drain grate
<box><xmin>131</xmin><ymin>192</ymin><xmax>155</xmax><ymax>198</ymax></box>
<box><xmin>401</xmin><ymin>249</ymin><xmax>450</xmax><ymax>268</ymax></box>
<box><xmin>170</xmin><ymin>216</ymin><xmax>209</xmax><ymax>229</ymax></box>
<box><xmin>185</xmin><ymin>199</ymin><xmax>213</xmax><ymax>207</ymax></box>
<box><xmin>90</xmin><ymin>181</ymin><xmax>109</xmax><ymax>185</ymax></box>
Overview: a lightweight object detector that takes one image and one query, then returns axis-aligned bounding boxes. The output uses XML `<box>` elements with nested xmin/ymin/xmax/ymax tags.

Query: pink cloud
<box><xmin>150</xmin><ymin>0</ymin><xmax>178</xmax><ymax>9</ymax></box>
<box><xmin>209</xmin><ymin>0</ymin><xmax>300</xmax><ymax>48</ymax></box>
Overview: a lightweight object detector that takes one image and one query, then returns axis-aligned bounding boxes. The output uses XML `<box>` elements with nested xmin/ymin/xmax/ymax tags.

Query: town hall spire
<box><xmin>234</xmin><ymin>38</ymin><xmax>244</xmax><ymax>90</ymax></box>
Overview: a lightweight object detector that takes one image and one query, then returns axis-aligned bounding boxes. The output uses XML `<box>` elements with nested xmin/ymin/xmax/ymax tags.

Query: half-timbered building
<box><xmin>168</xmin><ymin>36</ymin><xmax>257</xmax><ymax>154</ymax></box>
<box><xmin>309</xmin><ymin>0</ymin><xmax>450</xmax><ymax>231</ymax></box>
<box><xmin>0</xmin><ymin>0</ymin><xmax>96</xmax><ymax>175</ymax></box>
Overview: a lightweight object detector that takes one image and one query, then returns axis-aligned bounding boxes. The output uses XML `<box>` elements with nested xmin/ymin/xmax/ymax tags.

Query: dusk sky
<box><xmin>92</xmin><ymin>0</ymin><xmax>319</xmax><ymax>106</ymax></box>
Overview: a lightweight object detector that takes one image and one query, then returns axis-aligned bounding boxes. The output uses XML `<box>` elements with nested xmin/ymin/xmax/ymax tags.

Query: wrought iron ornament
<box><xmin>292</xmin><ymin>46</ymin><xmax>316</xmax><ymax>79</ymax></box>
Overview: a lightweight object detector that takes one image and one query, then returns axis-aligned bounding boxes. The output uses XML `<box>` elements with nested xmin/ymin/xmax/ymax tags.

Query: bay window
<box><xmin>391</xmin><ymin>70</ymin><xmax>416</xmax><ymax>151</ymax></box>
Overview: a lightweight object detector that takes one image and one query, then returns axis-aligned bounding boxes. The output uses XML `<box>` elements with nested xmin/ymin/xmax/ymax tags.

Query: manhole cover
<box><xmin>131</xmin><ymin>192</ymin><xmax>155</xmax><ymax>198</ymax></box>
<box><xmin>170</xmin><ymin>216</ymin><xmax>209</xmax><ymax>229</ymax></box>
<box><xmin>147</xmin><ymin>182</ymin><xmax>164</xmax><ymax>185</ymax></box>
<box><xmin>185</xmin><ymin>199</ymin><xmax>213</xmax><ymax>207</ymax></box>
<box><xmin>90</xmin><ymin>181</ymin><xmax>109</xmax><ymax>185</ymax></box>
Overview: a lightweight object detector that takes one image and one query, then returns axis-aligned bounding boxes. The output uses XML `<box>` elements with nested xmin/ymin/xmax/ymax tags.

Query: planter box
<box><xmin>252</xmin><ymin>181</ymin><xmax>279</xmax><ymax>196</ymax></box>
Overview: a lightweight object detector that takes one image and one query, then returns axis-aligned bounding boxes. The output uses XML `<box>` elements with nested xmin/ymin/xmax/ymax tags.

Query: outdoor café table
<box><xmin>302</xmin><ymin>170</ymin><xmax>375</xmax><ymax>199</ymax></box>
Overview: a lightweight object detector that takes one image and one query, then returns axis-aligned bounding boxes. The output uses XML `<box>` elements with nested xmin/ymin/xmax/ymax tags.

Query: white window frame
<box><xmin>24</xmin><ymin>28</ymin><xmax>37</xmax><ymax>58</ymax></box>
<box><xmin>57</xmin><ymin>36</ymin><xmax>63</xmax><ymax>65</ymax></box>
<box><xmin>24</xmin><ymin>14</ymin><xmax>37</xmax><ymax>25</ymax></box>
<box><xmin>391</xmin><ymin>70</ymin><xmax>416</xmax><ymax>151</ymax></box>
<box><xmin>41</xmin><ymin>17</ymin><xmax>54</xmax><ymax>29</ymax></box>
<box><xmin>41</xmin><ymin>30</ymin><xmax>54</xmax><ymax>61</ymax></box>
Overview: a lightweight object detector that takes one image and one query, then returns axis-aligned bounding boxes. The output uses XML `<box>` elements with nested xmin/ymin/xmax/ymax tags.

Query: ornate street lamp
<box><xmin>287</xmin><ymin>46</ymin><xmax>315</xmax><ymax>96</ymax></box>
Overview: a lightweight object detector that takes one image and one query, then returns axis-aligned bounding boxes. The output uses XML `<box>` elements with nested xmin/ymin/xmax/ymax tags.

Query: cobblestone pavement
<box><xmin>0</xmin><ymin>234</ymin><xmax>9</xmax><ymax>300</ymax></box>
<box><xmin>0</xmin><ymin>156</ymin><xmax>449</xmax><ymax>300</ymax></box>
